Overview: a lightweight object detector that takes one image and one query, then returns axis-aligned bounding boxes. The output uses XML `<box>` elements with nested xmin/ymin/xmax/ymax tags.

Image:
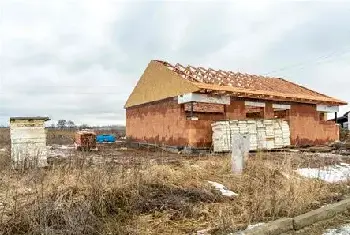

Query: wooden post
<box><xmin>335</xmin><ymin>112</ymin><xmax>338</xmax><ymax>124</ymax></box>
<box><xmin>231</xmin><ymin>134</ymin><xmax>250</xmax><ymax>174</ymax></box>
<box><xmin>190</xmin><ymin>101</ymin><xmax>194</xmax><ymax>117</ymax></box>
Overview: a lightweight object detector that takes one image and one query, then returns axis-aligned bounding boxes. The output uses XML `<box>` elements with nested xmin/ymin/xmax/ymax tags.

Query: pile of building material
<box><xmin>74</xmin><ymin>130</ymin><xmax>97</xmax><ymax>151</ymax></box>
<box><xmin>212</xmin><ymin>119</ymin><xmax>291</xmax><ymax>152</ymax></box>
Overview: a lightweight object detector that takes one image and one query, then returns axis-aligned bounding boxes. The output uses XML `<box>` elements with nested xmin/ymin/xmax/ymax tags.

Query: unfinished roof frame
<box><xmin>125</xmin><ymin>60</ymin><xmax>347</xmax><ymax>108</ymax></box>
<box><xmin>158</xmin><ymin>60</ymin><xmax>346</xmax><ymax>106</ymax></box>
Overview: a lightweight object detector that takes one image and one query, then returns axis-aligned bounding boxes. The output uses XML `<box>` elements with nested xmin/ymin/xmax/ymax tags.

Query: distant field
<box><xmin>0</xmin><ymin>127</ymin><xmax>126</xmax><ymax>146</ymax></box>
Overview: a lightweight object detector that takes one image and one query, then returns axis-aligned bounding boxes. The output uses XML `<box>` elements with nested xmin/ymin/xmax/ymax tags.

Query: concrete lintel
<box><xmin>273</xmin><ymin>104</ymin><xmax>291</xmax><ymax>110</ymax></box>
<box><xmin>245</xmin><ymin>101</ymin><xmax>266</xmax><ymax>107</ymax></box>
<box><xmin>178</xmin><ymin>93</ymin><xmax>230</xmax><ymax>105</ymax></box>
<box><xmin>316</xmin><ymin>105</ymin><xmax>339</xmax><ymax>113</ymax></box>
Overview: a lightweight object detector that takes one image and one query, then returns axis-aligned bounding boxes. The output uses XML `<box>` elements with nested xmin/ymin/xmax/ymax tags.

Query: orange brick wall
<box><xmin>126</xmin><ymin>98</ymin><xmax>190</xmax><ymax>146</ymax></box>
<box><xmin>264</xmin><ymin>102</ymin><xmax>275</xmax><ymax>119</ymax></box>
<box><xmin>225</xmin><ymin>100</ymin><xmax>246</xmax><ymax>119</ymax></box>
<box><xmin>188</xmin><ymin>112</ymin><xmax>225</xmax><ymax>147</ymax></box>
<box><xmin>288</xmin><ymin>104</ymin><xmax>339</xmax><ymax>146</ymax></box>
<box><xmin>126</xmin><ymin>98</ymin><xmax>339</xmax><ymax>148</ymax></box>
<box><xmin>126</xmin><ymin>99</ymin><xmax>224</xmax><ymax>147</ymax></box>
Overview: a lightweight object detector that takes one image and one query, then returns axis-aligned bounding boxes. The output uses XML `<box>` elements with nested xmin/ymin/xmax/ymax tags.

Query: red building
<box><xmin>125</xmin><ymin>60</ymin><xmax>347</xmax><ymax>149</ymax></box>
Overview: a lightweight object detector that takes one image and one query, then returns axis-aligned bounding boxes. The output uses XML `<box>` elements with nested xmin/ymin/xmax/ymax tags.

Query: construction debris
<box><xmin>74</xmin><ymin>130</ymin><xmax>97</xmax><ymax>151</ymax></box>
<box><xmin>207</xmin><ymin>181</ymin><xmax>238</xmax><ymax>197</ymax></box>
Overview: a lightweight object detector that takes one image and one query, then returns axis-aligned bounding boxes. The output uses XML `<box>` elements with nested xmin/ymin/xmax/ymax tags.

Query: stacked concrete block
<box><xmin>282</xmin><ymin>121</ymin><xmax>291</xmax><ymax>146</ymax></box>
<box><xmin>247</xmin><ymin>120</ymin><xmax>258</xmax><ymax>150</ymax></box>
<box><xmin>212</xmin><ymin>119</ymin><xmax>291</xmax><ymax>152</ymax></box>
<box><xmin>274</xmin><ymin>121</ymin><xmax>284</xmax><ymax>149</ymax></box>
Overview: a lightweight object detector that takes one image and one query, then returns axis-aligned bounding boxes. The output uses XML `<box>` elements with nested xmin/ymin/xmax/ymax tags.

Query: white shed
<box><xmin>10</xmin><ymin>117</ymin><xmax>50</xmax><ymax>169</ymax></box>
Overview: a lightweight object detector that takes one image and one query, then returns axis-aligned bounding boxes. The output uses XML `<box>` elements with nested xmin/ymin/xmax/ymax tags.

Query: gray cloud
<box><xmin>0</xmin><ymin>0</ymin><xmax>349</xmax><ymax>126</ymax></box>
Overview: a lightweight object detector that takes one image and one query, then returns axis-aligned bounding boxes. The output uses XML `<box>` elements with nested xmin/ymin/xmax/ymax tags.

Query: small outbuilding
<box><xmin>125</xmin><ymin>60</ymin><xmax>347</xmax><ymax>150</ymax></box>
<box><xmin>10</xmin><ymin>116</ymin><xmax>50</xmax><ymax>168</ymax></box>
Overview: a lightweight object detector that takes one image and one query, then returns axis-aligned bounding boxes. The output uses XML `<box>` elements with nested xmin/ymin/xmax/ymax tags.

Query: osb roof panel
<box><xmin>125</xmin><ymin>61</ymin><xmax>199</xmax><ymax>108</ymax></box>
<box><xmin>154</xmin><ymin>60</ymin><xmax>347</xmax><ymax>105</ymax></box>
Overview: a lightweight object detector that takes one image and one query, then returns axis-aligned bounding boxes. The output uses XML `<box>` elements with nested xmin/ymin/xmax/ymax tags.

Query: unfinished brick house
<box><xmin>125</xmin><ymin>60</ymin><xmax>347</xmax><ymax>149</ymax></box>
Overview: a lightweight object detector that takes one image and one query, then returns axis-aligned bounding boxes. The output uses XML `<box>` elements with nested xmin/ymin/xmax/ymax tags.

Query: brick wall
<box><xmin>126</xmin><ymin>98</ymin><xmax>190</xmax><ymax>146</ymax></box>
<box><xmin>126</xmin><ymin>98</ymin><xmax>339</xmax><ymax>148</ymax></box>
<box><xmin>288</xmin><ymin>104</ymin><xmax>339</xmax><ymax>146</ymax></box>
<box><xmin>264</xmin><ymin>102</ymin><xmax>275</xmax><ymax>119</ymax></box>
<box><xmin>188</xmin><ymin>113</ymin><xmax>224</xmax><ymax>147</ymax></box>
<box><xmin>225</xmin><ymin>100</ymin><xmax>246</xmax><ymax>119</ymax></box>
<box><xmin>126</xmin><ymin>99</ymin><xmax>224</xmax><ymax>147</ymax></box>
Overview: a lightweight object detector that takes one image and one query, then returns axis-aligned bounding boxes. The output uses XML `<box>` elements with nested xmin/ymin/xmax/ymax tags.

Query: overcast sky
<box><xmin>0</xmin><ymin>0</ymin><xmax>349</xmax><ymax>126</ymax></box>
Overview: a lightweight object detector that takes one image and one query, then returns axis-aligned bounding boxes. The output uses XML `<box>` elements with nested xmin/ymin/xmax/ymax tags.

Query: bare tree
<box><xmin>57</xmin><ymin>120</ymin><xmax>67</xmax><ymax>129</ymax></box>
<box><xmin>79</xmin><ymin>124</ymin><xmax>89</xmax><ymax>130</ymax></box>
<box><xmin>67</xmin><ymin>120</ymin><xmax>76</xmax><ymax>129</ymax></box>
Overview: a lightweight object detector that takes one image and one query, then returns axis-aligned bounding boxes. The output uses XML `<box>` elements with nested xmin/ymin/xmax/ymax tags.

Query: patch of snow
<box><xmin>246</xmin><ymin>223</ymin><xmax>265</xmax><ymax>230</ymax></box>
<box><xmin>207</xmin><ymin>181</ymin><xmax>238</xmax><ymax>197</ymax></box>
<box><xmin>0</xmin><ymin>148</ymin><xmax>6</xmax><ymax>152</ymax></box>
<box><xmin>323</xmin><ymin>224</ymin><xmax>350</xmax><ymax>234</ymax></box>
<box><xmin>196</xmin><ymin>228</ymin><xmax>211</xmax><ymax>235</ymax></box>
<box><xmin>315</xmin><ymin>153</ymin><xmax>343</xmax><ymax>159</ymax></box>
<box><xmin>60</xmin><ymin>145</ymin><xmax>75</xmax><ymax>150</ymax></box>
<box><xmin>296</xmin><ymin>163</ymin><xmax>350</xmax><ymax>183</ymax></box>
<box><xmin>229</xmin><ymin>223</ymin><xmax>265</xmax><ymax>235</ymax></box>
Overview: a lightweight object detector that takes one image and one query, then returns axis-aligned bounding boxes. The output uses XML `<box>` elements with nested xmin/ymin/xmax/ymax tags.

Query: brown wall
<box><xmin>126</xmin><ymin>98</ymin><xmax>339</xmax><ymax>148</ymax></box>
<box><xmin>126</xmin><ymin>99</ymin><xmax>189</xmax><ymax>146</ymax></box>
<box><xmin>225</xmin><ymin>100</ymin><xmax>246</xmax><ymax>119</ymax></box>
<box><xmin>188</xmin><ymin>112</ymin><xmax>225</xmax><ymax>147</ymax></box>
<box><xmin>288</xmin><ymin>104</ymin><xmax>339</xmax><ymax>146</ymax></box>
<box><xmin>126</xmin><ymin>99</ymin><xmax>224</xmax><ymax>147</ymax></box>
<box><xmin>264</xmin><ymin>102</ymin><xmax>275</xmax><ymax>119</ymax></box>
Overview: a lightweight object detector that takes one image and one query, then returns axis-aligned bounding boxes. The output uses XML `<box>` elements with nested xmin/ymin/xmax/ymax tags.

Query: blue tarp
<box><xmin>96</xmin><ymin>134</ymin><xmax>116</xmax><ymax>143</ymax></box>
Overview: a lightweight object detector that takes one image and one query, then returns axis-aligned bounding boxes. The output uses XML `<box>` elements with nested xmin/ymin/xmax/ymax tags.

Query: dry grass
<box><xmin>0</xmin><ymin>128</ymin><xmax>348</xmax><ymax>234</ymax></box>
<box><xmin>0</xmin><ymin>128</ymin><xmax>10</xmax><ymax>147</ymax></box>
<box><xmin>0</xmin><ymin>149</ymin><xmax>348</xmax><ymax>235</ymax></box>
<box><xmin>46</xmin><ymin>129</ymin><xmax>75</xmax><ymax>146</ymax></box>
